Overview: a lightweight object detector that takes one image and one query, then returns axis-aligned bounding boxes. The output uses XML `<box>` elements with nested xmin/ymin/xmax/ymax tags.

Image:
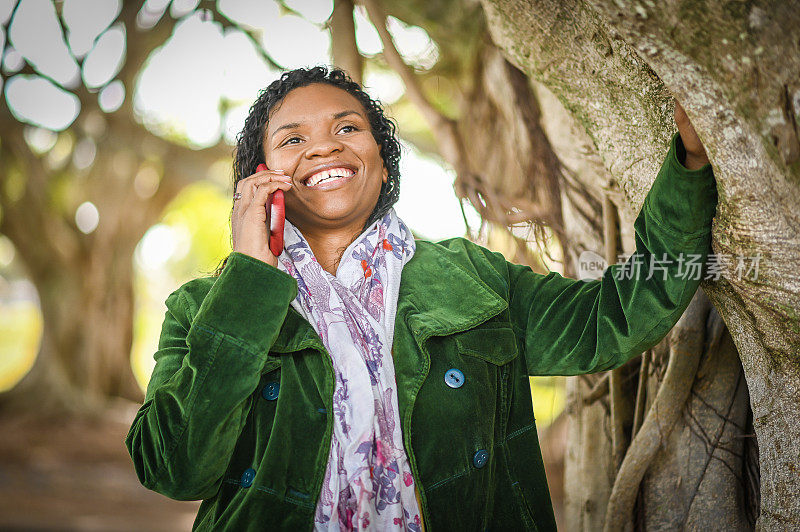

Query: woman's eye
<box><xmin>282</xmin><ymin>136</ymin><xmax>301</xmax><ymax>146</ymax></box>
<box><xmin>339</xmin><ymin>125</ymin><xmax>358</xmax><ymax>133</ymax></box>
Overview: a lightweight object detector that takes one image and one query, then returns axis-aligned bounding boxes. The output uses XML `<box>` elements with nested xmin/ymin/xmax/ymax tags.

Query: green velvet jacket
<box><xmin>126</xmin><ymin>132</ymin><xmax>717</xmax><ymax>531</ymax></box>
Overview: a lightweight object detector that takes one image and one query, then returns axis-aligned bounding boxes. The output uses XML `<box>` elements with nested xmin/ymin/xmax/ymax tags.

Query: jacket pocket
<box><xmin>452</xmin><ymin>324</ymin><xmax>518</xmax><ymax>365</ymax></box>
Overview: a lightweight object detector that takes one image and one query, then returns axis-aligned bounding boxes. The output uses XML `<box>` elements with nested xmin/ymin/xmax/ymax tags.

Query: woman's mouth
<box><xmin>302</xmin><ymin>167</ymin><xmax>357</xmax><ymax>190</ymax></box>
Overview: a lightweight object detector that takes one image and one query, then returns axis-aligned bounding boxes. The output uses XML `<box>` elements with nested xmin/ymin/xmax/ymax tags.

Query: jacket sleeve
<box><xmin>507</xmin><ymin>132</ymin><xmax>718</xmax><ymax>376</ymax></box>
<box><xmin>125</xmin><ymin>252</ymin><xmax>298</xmax><ymax>500</ymax></box>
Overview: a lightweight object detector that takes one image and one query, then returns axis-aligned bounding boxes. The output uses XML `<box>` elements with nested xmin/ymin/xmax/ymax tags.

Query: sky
<box><xmin>1</xmin><ymin>0</ymin><xmax>480</xmax><ymax>244</ymax></box>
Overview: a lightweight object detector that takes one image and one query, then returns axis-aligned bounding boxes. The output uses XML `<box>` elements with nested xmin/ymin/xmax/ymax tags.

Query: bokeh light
<box><xmin>75</xmin><ymin>201</ymin><xmax>100</xmax><ymax>234</ymax></box>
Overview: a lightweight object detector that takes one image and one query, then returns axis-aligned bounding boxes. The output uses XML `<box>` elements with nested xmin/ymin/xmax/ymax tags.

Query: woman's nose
<box><xmin>304</xmin><ymin>135</ymin><xmax>344</xmax><ymax>158</ymax></box>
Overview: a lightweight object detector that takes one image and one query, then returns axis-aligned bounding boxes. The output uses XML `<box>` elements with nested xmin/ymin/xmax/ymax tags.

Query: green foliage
<box><xmin>530</xmin><ymin>376</ymin><xmax>566</xmax><ymax>428</ymax></box>
<box><xmin>0</xmin><ymin>302</ymin><xmax>42</xmax><ymax>392</ymax></box>
<box><xmin>160</xmin><ymin>181</ymin><xmax>233</xmax><ymax>278</ymax></box>
<box><xmin>3</xmin><ymin>166</ymin><xmax>25</xmax><ymax>203</ymax></box>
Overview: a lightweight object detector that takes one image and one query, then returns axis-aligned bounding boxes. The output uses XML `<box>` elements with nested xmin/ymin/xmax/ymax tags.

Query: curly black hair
<box><xmin>211</xmin><ymin>66</ymin><xmax>402</xmax><ymax>276</ymax></box>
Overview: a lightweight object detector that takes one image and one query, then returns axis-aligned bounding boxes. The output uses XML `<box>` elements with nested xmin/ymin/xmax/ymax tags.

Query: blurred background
<box><xmin>0</xmin><ymin>0</ymin><xmax>566</xmax><ymax>529</ymax></box>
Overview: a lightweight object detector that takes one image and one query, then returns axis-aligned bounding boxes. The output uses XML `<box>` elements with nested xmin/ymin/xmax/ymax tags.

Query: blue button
<box><xmin>261</xmin><ymin>381</ymin><xmax>280</xmax><ymax>400</ymax></box>
<box><xmin>240</xmin><ymin>468</ymin><xmax>256</xmax><ymax>488</ymax></box>
<box><xmin>473</xmin><ymin>449</ymin><xmax>489</xmax><ymax>469</ymax></box>
<box><xmin>444</xmin><ymin>368</ymin><xmax>465</xmax><ymax>388</ymax></box>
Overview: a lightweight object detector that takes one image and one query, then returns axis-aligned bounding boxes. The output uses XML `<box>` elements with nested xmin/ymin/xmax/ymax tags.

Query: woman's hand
<box><xmin>674</xmin><ymin>100</ymin><xmax>710</xmax><ymax>170</ymax></box>
<box><xmin>231</xmin><ymin>166</ymin><xmax>293</xmax><ymax>267</ymax></box>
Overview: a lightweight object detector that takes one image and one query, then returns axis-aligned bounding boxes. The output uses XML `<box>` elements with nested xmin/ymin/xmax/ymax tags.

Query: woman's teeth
<box><xmin>305</xmin><ymin>167</ymin><xmax>355</xmax><ymax>187</ymax></box>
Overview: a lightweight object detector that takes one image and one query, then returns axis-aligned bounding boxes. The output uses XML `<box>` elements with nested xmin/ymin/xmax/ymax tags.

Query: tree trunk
<box><xmin>641</xmin><ymin>307</ymin><xmax>752</xmax><ymax>529</ymax></box>
<box><xmin>1</xmin><ymin>234</ymin><xmax>143</xmax><ymax>416</ymax></box>
<box><xmin>480</xmin><ymin>0</ymin><xmax>799</xmax><ymax>526</ymax></box>
<box><xmin>0</xmin><ymin>115</ymin><xmax>224</xmax><ymax>417</ymax></box>
<box><xmin>564</xmin><ymin>374</ymin><xmax>615</xmax><ymax>531</ymax></box>
<box><xmin>524</xmin><ymin>39</ymin><xmax>757</xmax><ymax>532</ymax></box>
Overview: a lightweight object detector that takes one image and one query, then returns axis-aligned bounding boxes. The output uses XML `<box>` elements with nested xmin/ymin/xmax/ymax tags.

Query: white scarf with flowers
<box><xmin>276</xmin><ymin>208</ymin><xmax>423</xmax><ymax>532</ymax></box>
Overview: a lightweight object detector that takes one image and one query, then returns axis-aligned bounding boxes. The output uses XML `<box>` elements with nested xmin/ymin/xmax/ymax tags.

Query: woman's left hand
<box><xmin>674</xmin><ymin>100</ymin><xmax>710</xmax><ymax>170</ymax></box>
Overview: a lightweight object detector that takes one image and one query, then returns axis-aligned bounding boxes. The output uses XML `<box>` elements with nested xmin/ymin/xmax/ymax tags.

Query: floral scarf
<box><xmin>276</xmin><ymin>208</ymin><xmax>423</xmax><ymax>531</ymax></box>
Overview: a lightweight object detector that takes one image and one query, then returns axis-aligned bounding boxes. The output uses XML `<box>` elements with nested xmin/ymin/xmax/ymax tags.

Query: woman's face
<box><xmin>262</xmin><ymin>83</ymin><xmax>388</xmax><ymax>234</ymax></box>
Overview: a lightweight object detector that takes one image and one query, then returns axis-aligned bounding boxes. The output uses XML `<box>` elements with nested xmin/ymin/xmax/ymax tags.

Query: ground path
<box><xmin>0</xmin><ymin>404</ymin><xmax>199</xmax><ymax>531</ymax></box>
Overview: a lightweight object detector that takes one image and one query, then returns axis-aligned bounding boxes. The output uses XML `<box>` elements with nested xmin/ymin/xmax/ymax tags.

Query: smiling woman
<box><xmin>262</xmin><ymin>84</ymin><xmax>389</xmax><ymax>272</ymax></box>
<box><xmin>126</xmin><ymin>66</ymin><xmax>719</xmax><ymax>532</ymax></box>
<box><xmin>225</xmin><ymin>67</ymin><xmax>401</xmax><ymax>275</ymax></box>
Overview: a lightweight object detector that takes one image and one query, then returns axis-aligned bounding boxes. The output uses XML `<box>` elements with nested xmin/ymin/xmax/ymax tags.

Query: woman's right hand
<box><xmin>231</xmin><ymin>166</ymin><xmax>293</xmax><ymax>267</ymax></box>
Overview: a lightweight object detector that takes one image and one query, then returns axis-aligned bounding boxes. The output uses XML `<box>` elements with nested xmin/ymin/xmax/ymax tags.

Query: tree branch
<box><xmin>116</xmin><ymin>1</ymin><xmax>181</xmax><ymax>118</ymax></box>
<box><xmin>363</xmin><ymin>0</ymin><xmax>568</xmax><ymax>260</ymax></box>
<box><xmin>361</xmin><ymin>0</ymin><xmax>464</xmax><ymax>167</ymax></box>
<box><xmin>583</xmin><ymin>373</ymin><xmax>610</xmax><ymax>405</ymax></box>
<box><xmin>211</xmin><ymin>7</ymin><xmax>286</xmax><ymax>71</ymax></box>
<box><xmin>631</xmin><ymin>350</ymin><xmax>650</xmax><ymax>437</ymax></box>
<box><xmin>329</xmin><ymin>0</ymin><xmax>363</xmax><ymax>84</ymax></box>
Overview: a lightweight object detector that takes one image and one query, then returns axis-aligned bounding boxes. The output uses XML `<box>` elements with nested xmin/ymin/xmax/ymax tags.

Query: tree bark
<box><xmin>641</xmin><ymin>307</ymin><xmax>751</xmax><ymax>530</ymax></box>
<box><xmin>536</xmin><ymin>76</ymin><xmax>756</xmax><ymax>530</ymax></box>
<box><xmin>480</xmin><ymin>0</ymin><xmax>799</xmax><ymax>526</ymax></box>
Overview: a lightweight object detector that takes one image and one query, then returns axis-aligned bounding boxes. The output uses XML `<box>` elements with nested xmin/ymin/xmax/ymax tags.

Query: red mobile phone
<box><xmin>256</xmin><ymin>164</ymin><xmax>285</xmax><ymax>256</ymax></box>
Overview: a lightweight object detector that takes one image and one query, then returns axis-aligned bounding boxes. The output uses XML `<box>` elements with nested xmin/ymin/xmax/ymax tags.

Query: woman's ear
<box><xmin>382</xmin><ymin>166</ymin><xmax>388</xmax><ymax>184</ymax></box>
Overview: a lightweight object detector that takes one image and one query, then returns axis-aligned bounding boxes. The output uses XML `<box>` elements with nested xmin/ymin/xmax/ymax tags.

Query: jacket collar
<box><xmin>270</xmin><ymin>239</ymin><xmax>508</xmax><ymax>354</ymax></box>
<box><xmin>396</xmin><ymin>239</ymin><xmax>508</xmax><ymax>339</ymax></box>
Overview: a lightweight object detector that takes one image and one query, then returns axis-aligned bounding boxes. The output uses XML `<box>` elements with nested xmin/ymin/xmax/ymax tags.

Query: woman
<box><xmin>126</xmin><ymin>66</ymin><xmax>717</xmax><ymax>531</ymax></box>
